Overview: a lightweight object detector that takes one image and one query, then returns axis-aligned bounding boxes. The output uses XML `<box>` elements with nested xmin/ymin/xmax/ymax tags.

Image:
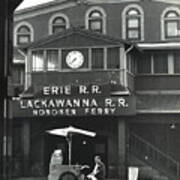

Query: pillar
<box><xmin>22</xmin><ymin>120</ymin><xmax>30</xmax><ymax>176</ymax></box>
<box><xmin>118</xmin><ymin>119</ymin><xmax>127</xmax><ymax>180</ymax></box>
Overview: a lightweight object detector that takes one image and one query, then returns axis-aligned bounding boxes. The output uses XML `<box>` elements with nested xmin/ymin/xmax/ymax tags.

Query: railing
<box><xmin>129</xmin><ymin>132</ymin><xmax>180</xmax><ymax>179</ymax></box>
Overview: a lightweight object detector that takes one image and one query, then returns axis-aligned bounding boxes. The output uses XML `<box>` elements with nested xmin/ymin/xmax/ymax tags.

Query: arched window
<box><xmin>161</xmin><ymin>7</ymin><xmax>180</xmax><ymax>40</ymax></box>
<box><xmin>52</xmin><ymin>17</ymin><xmax>66</xmax><ymax>34</ymax></box>
<box><xmin>164</xmin><ymin>11</ymin><xmax>180</xmax><ymax>38</ymax></box>
<box><xmin>49</xmin><ymin>14</ymin><xmax>69</xmax><ymax>35</ymax></box>
<box><xmin>122</xmin><ymin>5</ymin><xmax>144</xmax><ymax>41</ymax></box>
<box><xmin>86</xmin><ymin>7</ymin><xmax>106</xmax><ymax>34</ymax></box>
<box><xmin>14</xmin><ymin>22</ymin><xmax>34</xmax><ymax>46</ymax></box>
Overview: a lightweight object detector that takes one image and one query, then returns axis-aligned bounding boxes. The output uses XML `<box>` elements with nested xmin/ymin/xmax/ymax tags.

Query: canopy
<box><xmin>47</xmin><ymin>126</ymin><xmax>96</xmax><ymax>165</ymax></box>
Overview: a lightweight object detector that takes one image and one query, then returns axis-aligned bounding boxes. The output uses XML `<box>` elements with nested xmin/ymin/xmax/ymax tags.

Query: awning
<box><xmin>137</xmin><ymin>42</ymin><xmax>180</xmax><ymax>50</ymax></box>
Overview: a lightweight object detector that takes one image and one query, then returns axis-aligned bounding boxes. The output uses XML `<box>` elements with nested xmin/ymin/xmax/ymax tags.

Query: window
<box><xmin>92</xmin><ymin>48</ymin><xmax>104</xmax><ymax>69</ymax></box>
<box><xmin>164</xmin><ymin>11</ymin><xmax>180</xmax><ymax>38</ymax></box>
<box><xmin>86</xmin><ymin>7</ymin><xmax>106</xmax><ymax>34</ymax></box>
<box><xmin>107</xmin><ymin>47</ymin><xmax>119</xmax><ymax>69</ymax></box>
<box><xmin>32</xmin><ymin>50</ymin><xmax>44</xmax><ymax>71</ymax></box>
<box><xmin>47</xmin><ymin>50</ymin><xmax>58</xmax><ymax>71</ymax></box>
<box><xmin>154</xmin><ymin>53</ymin><xmax>168</xmax><ymax>74</ymax></box>
<box><xmin>49</xmin><ymin>14</ymin><xmax>69</xmax><ymax>35</ymax></box>
<box><xmin>52</xmin><ymin>17</ymin><xmax>66</xmax><ymax>34</ymax></box>
<box><xmin>161</xmin><ymin>7</ymin><xmax>180</xmax><ymax>40</ymax></box>
<box><xmin>122</xmin><ymin>5</ymin><xmax>144</xmax><ymax>40</ymax></box>
<box><xmin>14</xmin><ymin>22</ymin><xmax>34</xmax><ymax>46</ymax></box>
<box><xmin>89</xmin><ymin>11</ymin><xmax>103</xmax><ymax>33</ymax></box>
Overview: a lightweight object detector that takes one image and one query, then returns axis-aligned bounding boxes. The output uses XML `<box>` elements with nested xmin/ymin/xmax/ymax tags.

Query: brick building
<box><xmin>12</xmin><ymin>0</ymin><xmax>180</xmax><ymax>180</ymax></box>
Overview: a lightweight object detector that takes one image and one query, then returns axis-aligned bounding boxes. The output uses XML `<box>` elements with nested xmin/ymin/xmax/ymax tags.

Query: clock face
<box><xmin>66</xmin><ymin>51</ymin><xmax>84</xmax><ymax>69</ymax></box>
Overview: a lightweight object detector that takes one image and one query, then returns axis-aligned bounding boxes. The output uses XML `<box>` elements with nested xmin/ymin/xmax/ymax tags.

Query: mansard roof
<box><xmin>21</xmin><ymin>27</ymin><xmax>132</xmax><ymax>50</ymax></box>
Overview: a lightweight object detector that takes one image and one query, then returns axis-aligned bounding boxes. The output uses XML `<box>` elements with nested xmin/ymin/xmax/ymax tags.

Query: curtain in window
<box><xmin>32</xmin><ymin>50</ymin><xmax>44</xmax><ymax>71</ymax></box>
<box><xmin>47</xmin><ymin>50</ymin><xmax>58</xmax><ymax>71</ymax></box>
<box><xmin>154</xmin><ymin>53</ymin><xmax>168</xmax><ymax>73</ymax></box>
<box><xmin>92</xmin><ymin>48</ymin><xmax>104</xmax><ymax>69</ymax></box>
<box><xmin>107</xmin><ymin>48</ymin><xmax>119</xmax><ymax>69</ymax></box>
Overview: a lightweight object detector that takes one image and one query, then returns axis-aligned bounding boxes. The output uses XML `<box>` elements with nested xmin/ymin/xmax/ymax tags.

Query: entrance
<box><xmin>45</xmin><ymin>134</ymin><xmax>107</xmax><ymax>173</ymax></box>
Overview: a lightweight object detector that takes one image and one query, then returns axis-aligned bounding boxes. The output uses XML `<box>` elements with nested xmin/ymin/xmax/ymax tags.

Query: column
<box><xmin>118</xmin><ymin>119</ymin><xmax>127</xmax><ymax>180</ymax></box>
<box><xmin>22</xmin><ymin>120</ymin><xmax>30</xmax><ymax>176</ymax></box>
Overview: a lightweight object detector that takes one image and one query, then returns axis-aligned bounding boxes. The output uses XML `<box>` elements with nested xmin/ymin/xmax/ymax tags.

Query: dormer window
<box><xmin>85</xmin><ymin>7</ymin><xmax>106</xmax><ymax>34</ymax></box>
<box><xmin>164</xmin><ymin>11</ymin><xmax>180</xmax><ymax>38</ymax></box>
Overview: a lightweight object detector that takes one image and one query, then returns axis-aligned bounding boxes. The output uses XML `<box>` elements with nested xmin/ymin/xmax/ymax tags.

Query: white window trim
<box><xmin>85</xmin><ymin>6</ymin><xmax>107</xmax><ymax>34</ymax></box>
<box><xmin>14</xmin><ymin>21</ymin><xmax>34</xmax><ymax>46</ymax></box>
<box><xmin>161</xmin><ymin>7</ymin><xmax>180</xmax><ymax>40</ymax></box>
<box><xmin>122</xmin><ymin>4</ymin><xmax>144</xmax><ymax>41</ymax></box>
<box><xmin>48</xmin><ymin>13</ymin><xmax>70</xmax><ymax>35</ymax></box>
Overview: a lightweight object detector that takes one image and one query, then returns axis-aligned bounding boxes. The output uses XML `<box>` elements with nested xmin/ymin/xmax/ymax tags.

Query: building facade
<box><xmin>12</xmin><ymin>0</ymin><xmax>180</xmax><ymax>180</ymax></box>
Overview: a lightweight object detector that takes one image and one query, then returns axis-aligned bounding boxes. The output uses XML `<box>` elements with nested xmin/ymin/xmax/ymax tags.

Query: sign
<box><xmin>13</xmin><ymin>85</ymin><xmax>136</xmax><ymax>117</ymax></box>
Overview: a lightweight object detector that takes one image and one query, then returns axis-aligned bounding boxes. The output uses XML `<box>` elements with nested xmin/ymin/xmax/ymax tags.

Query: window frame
<box><xmin>14</xmin><ymin>22</ymin><xmax>34</xmax><ymax>46</ymax></box>
<box><xmin>161</xmin><ymin>7</ymin><xmax>180</xmax><ymax>40</ymax></box>
<box><xmin>48</xmin><ymin>13</ymin><xmax>70</xmax><ymax>35</ymax></box>
<box><xmin>85</xmin><ymin>6</ymin><xmax>107</xmax><ymax>34</ymax></box>
<box><xmin>122</xmin><ymin>4</ymin><xmax>144</xmax><ymax>41</ymax></box>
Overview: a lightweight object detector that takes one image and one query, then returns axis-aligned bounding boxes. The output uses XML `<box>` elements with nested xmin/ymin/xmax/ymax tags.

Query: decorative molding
<box><xmin>85</xmin><ymin>6</ymin><xmax>107</xmax><ymax>34</ymax></box>
<box><xmin>14</xmin><ymin>2</ymin><xmax>76</xmax><ymax>22</ymax></box>
<box><xmin>122</xmin><ymin>4</ymin><xmax>144</xmax><ymax>41</ymax></box>
<box><xmin>14</xmin><ymin>21</ymin><xmax>34</xmax><ymax>46</ymax></box>
<box><xmin>48</xmin><ymin>13</ymin><xmax>70</xmax><ymax>35</ymax></box>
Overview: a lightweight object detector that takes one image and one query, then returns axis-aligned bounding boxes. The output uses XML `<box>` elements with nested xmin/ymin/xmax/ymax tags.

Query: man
<box><xmin>87</xmin><ymin>155</ymin><xmax>106</xmax><ymax>180</ymax></box>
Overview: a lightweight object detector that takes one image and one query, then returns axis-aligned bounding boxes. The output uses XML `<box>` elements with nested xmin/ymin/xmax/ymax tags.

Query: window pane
<box><xmin>18</xmin><ymin>35</ymin><xmax>30</xmax><ymax>44</ymax></box>
<box><xmin>166</xmin><ymin>11</ymin><xmax>178</xmax><ymax>18</ymax></box>
<box><xmin>90</xmin><ymin>11</ymin><xmax>102</xmax><ymax>18</ymax></box>
<box><xmin>167</xmin><ymin>21</ymin><xmax>178</xmax><ymax>36</ymax></box>
<box><xmin>92</xmin><ymin>48</ymin><xmax>104</xmax><ymax>69</ymax></box>
<box><xmin>53</xmin><ymin>26</ymin><xmax>66</xmax><ymax>33</ymax></box>
<box><xmin>47</xmin><ymin>50</ymin><xmax>58</xmax><ymax>71</ymax></box>
<box><xmin>137</xmin><ymin>53</ymin><xmax>151</xmax><ymax>74</ymax></box>
<box><xmin>90</xmin><ymin>20</ymin><xmax>102</xmax><ymax>31</ymax></box>
<box><xmin>32</xmin><ymin>50</ymin><xmax>44</xmax><ymax>71</ymax></box>
<box><xmin>154</xmin><ymin>53</ymin><xmax>168</xmax><ymax>73</ymax></box>
<box><xmin>128</xmin><ymin>29</ymin><xmax>139</xmax><ymax>39</ymax></box>
<box><xmin>107</xmin><ymin>48</ymin><xmax>119</xmax><ymax>69</ymax></box>
<box><xmin>18</xmin><ymin>26</ymin><xmax>30</xmax><ymax>33</ymax></box>
<box><xmin>53</xmin><ymin>17</ymin><xmax>65</xmax><ymax>24</ymax></box>
<box><xmin>128</xmin><ymin>19</ymin><xmax>139</xmax><ymax>28</ymax></box>
<box><xmin>127</xmin><ymin>9</ymin><xmax>139</xmax><ymax>15</ymax></box>
<box><xmin>174</xmin><ymin>52</ymin><xmax>180</xmax><ymax>73</ymax></box>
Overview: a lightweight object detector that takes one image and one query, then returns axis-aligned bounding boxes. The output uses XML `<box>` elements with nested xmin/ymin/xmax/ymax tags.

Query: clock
<box><xmin>66</xmin><ymin>51</ymin><xmax>84</xmax><ymax>69</ymax></box>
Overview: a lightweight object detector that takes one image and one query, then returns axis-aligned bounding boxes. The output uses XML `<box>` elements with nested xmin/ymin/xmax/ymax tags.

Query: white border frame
<box><xmin>14</xmin><ymin>21</ymin><xmax>34</xmax><ymax>46</ymax></box>
<box><xmin>161</xmin><ymin>6</ymin><xmax>180</xmax><ymax>40</ymax></box>
<box><xmin>48</xmin><ymin>13</ymin><xmax>70</xmax><ymax>35</ymax></box>
<box><xmin>85</xmin><ymin>6</ymin><xmax>107</xmax><ymax>34</ymax></box>
<box><xmin>122</xmin><ymin>4</ymin><xmax>144</xmax><ymax>41</ymax></box>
